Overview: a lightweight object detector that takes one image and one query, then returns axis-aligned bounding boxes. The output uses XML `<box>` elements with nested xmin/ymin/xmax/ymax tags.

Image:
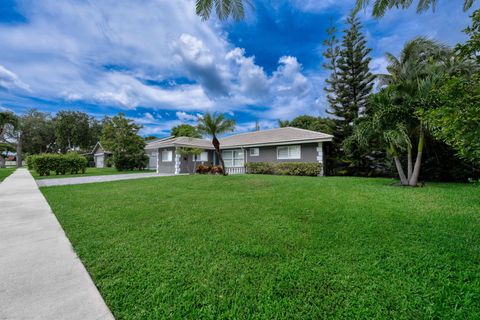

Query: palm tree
<box><xmin>195</xmin><ymin>0</ymin><xmax>251</xmax><ymax>21</ymax></box>
<box><xmin>197</xmin><ymin>112</ymin><xmax>235</xmax><ymax>175</ymax></box>
<box><xmin>355</xmin><ymin>0</ymin><xmax>477</xmax><ymax>17</ymax></box>
<box><xmin>346</xmin><ymin>38</ymin><xmax>464</xmax><ymax>186</ymax></box>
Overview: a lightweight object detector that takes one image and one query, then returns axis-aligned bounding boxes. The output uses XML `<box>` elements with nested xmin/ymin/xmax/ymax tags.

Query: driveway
<box><xmin>0</xmin><ymin>169</ymin><xmax>114</xmax><ymax>320</ymax></box>
<box><xmin>37</xmin><ymin>172</ymin><xmax>172</xmax><ymax>187</ymax></box>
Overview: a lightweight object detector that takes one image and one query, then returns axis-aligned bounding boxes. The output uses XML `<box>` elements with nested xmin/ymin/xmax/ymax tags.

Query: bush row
<box><xmin>196</xmin><ymin>164</ymin><xmax>224</xmax><ymax>175</ymax></box>
<box><xmin>27</xmin><ymin>153</ymin><xmax>88</xmax><ymax>176</ymax></box>
<box><xmin>246</xmin><ymin>162</ymin><xmax>322</xmax><ymax>176</ymax></box>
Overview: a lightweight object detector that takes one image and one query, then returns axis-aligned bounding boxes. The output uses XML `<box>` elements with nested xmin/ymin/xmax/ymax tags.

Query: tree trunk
<box><xmin>0</xmin><ymin>154</ymin><xmax>5</xmax><ymax>168</ymax></box>
<box><xmin>212</xmin><ymin>136</ymin><xmax>227</xmax><ymax>176</ymax></box>
<box><xmin>409</xmin><ymin>129</ymin><xmax>425</xmax><ymax>186</ymax></box>
<box><xmin>16</xmin><ymin>134</ymin><xmax>23</xmax><ymax>168</ymax></box>
<box><xmin>393</xmin><ymin>156</ymin><xmax>409</xmax><ymax>185</ymax></box>
<box><xmin>407</xmin><ymin>145</ymin><xmax>413</xmax><ymax>182</ymax></box>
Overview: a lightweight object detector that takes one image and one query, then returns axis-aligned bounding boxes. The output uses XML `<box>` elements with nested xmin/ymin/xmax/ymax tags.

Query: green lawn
<box><xmin>0</xmin><ymin>167</ymin><xmax>15</xmax><ymax>182</ymax></box>
<box><xmin>41</xmin><ymin>175</ymin><xmax>480</xmax><ymax>319</ymax></box>
<box><xmin>31</xmin><ymin>167</ymin><xmax>155</xmax><ymax>180</ymax></box>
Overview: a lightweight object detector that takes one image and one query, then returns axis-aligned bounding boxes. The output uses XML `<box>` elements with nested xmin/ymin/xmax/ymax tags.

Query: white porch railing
<box><xmin>225</xmin><ymin>167</ymin><xmax>245</xmax><ymax>175</ymax></box>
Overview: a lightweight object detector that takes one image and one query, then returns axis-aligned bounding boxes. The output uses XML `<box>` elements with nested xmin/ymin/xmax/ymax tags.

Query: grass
<box><xmin>31</xmin><ymin>167</ymin><xmax>155</xmax><ymax>180</ymax></box>
<box><xmin>0</xmin><ymin>167</ymin><xmax>15</xmax><ymax>182</ymax></box>
<box><xmin>41</xmin><ymin>175</ymin><xmax>480</xmax><ymax>319</ymax></box>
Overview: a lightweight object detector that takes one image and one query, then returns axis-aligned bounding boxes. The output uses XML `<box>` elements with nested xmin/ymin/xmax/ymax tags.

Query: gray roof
<box><xmin>145</xmin><ymin>127</ymin><xmax>333</xmax><ymax>150</ymax></box>
<box><xmin>145</xmin><ymin>136</ymin><xmax>215</xmax><ymax>150</ymax></box>
<box><xmin>220</xmin><ymin>127</ymin><xmax>333</xmax><ymax>148</ymax></box>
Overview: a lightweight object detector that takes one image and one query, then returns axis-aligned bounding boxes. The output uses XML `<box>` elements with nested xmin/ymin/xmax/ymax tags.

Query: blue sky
<box><xmin>0</xmin><ymin>0</ymin><xmax>477</xmax><ymax>137</ymax></box>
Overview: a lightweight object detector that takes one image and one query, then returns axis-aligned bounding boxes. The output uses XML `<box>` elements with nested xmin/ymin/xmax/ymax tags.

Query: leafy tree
<box><xmin>19</xmin><ymin>109</ymin><xmax>56</xmax><ymax>155</ymax></box>
<box><xmin>53</xmin><ymin>111</ymin><xmax>90</xmax><ymax>152</ymax></box>
<box><xmin>171</xmin><ymin>124</ymin><xmax>202</xmax><ymax>138</ymax></box>
<box><xmin>278</xmin><ymin>115</ymin><xmax>335</xmax><ymax>134</ymax></box>
<box><xmin>418</xmin><ymin>74</ymin><xmax>480</xmax><ymax>165</ymax></box>
<box><xmin>100</xmin><ymin>113</ymin><xmax>147</xmax><ymax>171</ymax></box>
<box><xmin>53</xmin><ymin>110</ymin><xmax>102</xmax><ymax>153</ymax></box>
<box><xmin>197</xmin><ymin>112</ymin><xmax>235</xmax><ymax>175</ymax></box>
<box><xmin>144</xmin><ymin>136</ymin><xmax>158</xmax><ymax>141</ymax></box>
<box><xmin>355</xmin><ymin>0</ymin><xmax>477</xmax><ymax>17</ymax></box>
<box><xmin>457</xmin><ymin>9</ymin><xmax>480</xmax><ymax>63</ymax></box>
<box><xmin>196</xmin><ymin>0</ymin><xmax>251</xmax><ymax>21</ymax></box>
<box><xmin>346</xmin><ymin>38</ymin><xmax>462</xmax><ymax>185</ymax></box>
<box><xmin>0</xmin><ymin>111</ymin><xmax>18</xmax><ymax>167</ymax></box>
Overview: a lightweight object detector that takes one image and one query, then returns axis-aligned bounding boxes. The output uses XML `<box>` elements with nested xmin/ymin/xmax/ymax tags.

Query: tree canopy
<box><xmin>171</xmin><ymin>124</ymin><xmax>202</xmax><ymax>138</ymax></box>
<box><xmin>355</xmin><ymin>0</ymin><xmax>477</xmax><ymax>17</ymax></box>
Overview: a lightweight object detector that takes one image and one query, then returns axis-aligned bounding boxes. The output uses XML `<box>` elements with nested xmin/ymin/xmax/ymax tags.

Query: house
<box><xmin>145</xmin><ymin>127</ymin><xmax>333</xmax><ymax>175</ymax></box>
<box><xmin>91</xmin><ymin>142</ymin><xmax>112</xmax><ymax>168</ymax></box>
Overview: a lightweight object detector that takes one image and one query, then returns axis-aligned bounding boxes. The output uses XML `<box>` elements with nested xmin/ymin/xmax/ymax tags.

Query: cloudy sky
<box><xmin>0</xmin><ymin>0</ymin><xmax>477</xmax><ymax>136</ymax></box>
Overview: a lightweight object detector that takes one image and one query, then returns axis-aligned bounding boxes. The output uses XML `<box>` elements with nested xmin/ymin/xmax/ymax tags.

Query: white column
<box><xmin>174</xmin><ymin>148</ymin><xmax>181</xmax><ymax>174</ymax></box>
<box><xmin>156</xmin><ymin>149</ymin><xmax>160</xmax><ymax>174</ymax></box>
<box><xmin>317</xmin><ymin>142</ymin><xmax>324</xmax><ymax>176</ymax></box>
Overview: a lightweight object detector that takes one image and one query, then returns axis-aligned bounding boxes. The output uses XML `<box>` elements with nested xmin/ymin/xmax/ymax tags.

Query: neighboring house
<box><xmin>90</xmin><ymin>142</ymin><xmax>112</xmax><ymax>168</ymax></box>
<box><xmin>145</xmin><ymin>127</ymin><xmax>333</xmax><ymax>175</ymax></box>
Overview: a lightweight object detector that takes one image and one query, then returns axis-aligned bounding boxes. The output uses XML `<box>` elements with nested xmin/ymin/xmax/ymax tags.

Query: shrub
<box><xmin>27</xmin><ymin>153</ymin><xmax>87</xmax><ymax>176</ymax></box>
<box><xmin>245</xmin><ymin>162</ymin><xmax>275</xmax><ymax>174</ymax></box>
<box><xmin>196</xmin><ymin>164</ymin><xmax>211</xmax><ymax>174</ymax></box>
<box><xmin>275</xmin><ymin>162</ymin><xmax>322</xmax><ymax>176</ymax></box>
<box><xmin>113</xmin><ymin>152</ymin><xmax>148</xmax><ymax>171</ymax></box>
<box><xmin>210</xmin><ymin>165</ymin><xmax>224</xmax><ymax>175</ymax></box>
<box><xmin>246</xmin><ymin>162</ymin><xmax>322</xmax><ymax>177</ymax></box>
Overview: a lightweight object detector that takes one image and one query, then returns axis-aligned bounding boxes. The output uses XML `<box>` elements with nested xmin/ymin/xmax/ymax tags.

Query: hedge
<box><xmin>246</xmin><ymin>162</ymin><xmax>322</xmax><ymax>176</ymax></box>
<box><xmin>27</xmin><ymin>153</ymin><xmax>88</xmax><ymax>176</ymax></box>
<box><xmin>113</xmin><ymin>152</ymin><xmax>148</xmax><ymax>171</ymax></box>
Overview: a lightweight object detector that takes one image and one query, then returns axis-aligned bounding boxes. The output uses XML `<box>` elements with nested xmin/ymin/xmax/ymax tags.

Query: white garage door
<box><xmin>95</xmin><ymin>155</ymin><xmax>104</xmax><ymax>168</ymax></box>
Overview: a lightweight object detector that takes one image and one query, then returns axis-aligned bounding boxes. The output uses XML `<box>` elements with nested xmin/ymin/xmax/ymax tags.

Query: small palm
<box><xmin>197</xmin><ymin>112</ymin><xmax>235</xmax><ymax>175</ymax></box>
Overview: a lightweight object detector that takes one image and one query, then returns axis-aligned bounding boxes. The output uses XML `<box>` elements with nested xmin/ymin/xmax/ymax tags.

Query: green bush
<box><xmin>27</xmin><ymin>153</ymin><xmax>87</xmax><ymax>176</ymax></box>
<box><xmin>113</xmin><ymin>152</ymin><xmax>148</xmax><ymax>171</ymax></box>
<box><xmin>245</xmin><ymin>162</ymin><xmax>275</xmax><ymax>174</ymax></box>
<box><xmin>246</xmin><ymin>162</ymin><xmax>322</xmax><ymax>177</ymax></box>
<box><xmin>275</xmin><ymin>162</ymin><xmax>322</xmax><ymax>176</ymax></box>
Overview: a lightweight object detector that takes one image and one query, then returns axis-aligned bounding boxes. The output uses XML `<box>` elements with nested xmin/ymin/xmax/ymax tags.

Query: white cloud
<box><xmin>0</xmin><ymin>0</ymin><xmax>324</xmax><ymax>122</ymax></box>
<box><xmin>0</xmin><ymin>65</ymin><xmax>30</xmax><ymax>91</ymax></box>
<box><xmin>175</xmin><ymin>111</ymin><xmax>200</xmax><ymax>122</ymax></box>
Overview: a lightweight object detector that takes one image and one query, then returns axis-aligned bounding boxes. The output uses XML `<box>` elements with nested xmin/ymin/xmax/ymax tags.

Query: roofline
<box><xmin>145</xmin><ymin>135</ymin><xmax>174</xmax><ymax>145</ymax></box>
<box><xmin>90</xmin><ymin>141</ymin><xmax>111</xmax><ymax>154</ymax></box>
<box><xmin>220</xmin><ymin>137</ymin><xmax>333</xmax><ymax>149</ymax></box>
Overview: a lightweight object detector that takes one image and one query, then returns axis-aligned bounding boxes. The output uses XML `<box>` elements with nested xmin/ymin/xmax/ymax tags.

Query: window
<box><xmin>249</xmin><ymin>148</ymin><xmax>259</xmax><ymax>156</ymax></box>
<box><xmin>195</xmin><ymin>151</ymin><xmax>208</xmax><ymax>162</ymax></box>
<box><xmin>222</xmin><ymin>149</ymin><xmax>244</xmax><ymax>167</ymax></box>
<box><xmin>277</xmin><ymin>145</ymin><xmax>301</xmax><ymax>160</ymax></box>
<box><xmin>162</xmin><ymin>150</ymin><xmax>173</xmax><ymax>162</ymax></box>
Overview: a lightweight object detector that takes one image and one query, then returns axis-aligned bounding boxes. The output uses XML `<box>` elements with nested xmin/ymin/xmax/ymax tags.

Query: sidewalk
<box><xmin>0</xmin><ymin>169</ymin><xmax>114</xmax><ymax>320</ymax></box>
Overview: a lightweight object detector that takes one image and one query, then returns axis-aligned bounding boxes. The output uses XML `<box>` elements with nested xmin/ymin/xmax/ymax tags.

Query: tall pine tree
<box><xmin>326</xmin><ymin>12</ymin><xmax>375</xmax><ymax>140</ymax></box>
<box><xmin>323</xmin><ymin>12</ymin><xmax>376</xmax><ymax>175</ymax></box>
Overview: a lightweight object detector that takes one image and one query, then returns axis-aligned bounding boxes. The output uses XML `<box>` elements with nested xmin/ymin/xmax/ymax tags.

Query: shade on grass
<box><xmin>41</xmin><ymin>175</ymin><xmax>480</xmax><ymax>319</ymax></box>
<box><xmin>31</xmin><ymin>167</ymin><xmax>155</xmax><ymax>180</ymax></box>
<box><xmin>0</xmin><ymin>168</ymin><xmax>15</xmax><ymax>182</ymax></box>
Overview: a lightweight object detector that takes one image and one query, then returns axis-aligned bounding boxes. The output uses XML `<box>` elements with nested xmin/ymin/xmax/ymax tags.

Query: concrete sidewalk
<box><xmin>37</xmin><ymin>172</ymin><xmax>171</xmax><ymax>187</ymax></box>
<box><xmin>0</xmin><ymin>169</ymin><xmax>114</xmax><ymax>320</ymax></box>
